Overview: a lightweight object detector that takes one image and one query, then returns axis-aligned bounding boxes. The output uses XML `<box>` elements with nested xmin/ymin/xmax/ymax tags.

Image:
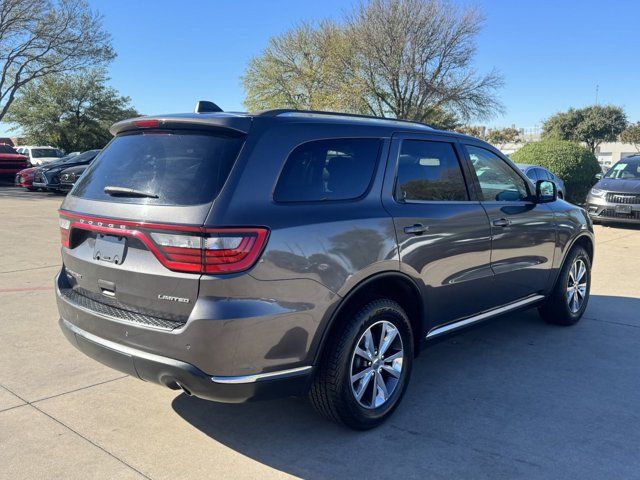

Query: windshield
<box><xmin>604</xmin><ymin>159</ymin><xmax>640</xmax><ymax>180</ymax></box>
<box><xmin>32</xmin><ymin>148</ymin><xmax>62</xmax><ymax>158</ymax></box>
<box><xmin>0</xmin><ymin>145</ymin><xmax>17</xmax><ymax>154</ymax></box>
<box><xmin>72</xmin><ymin>131</ymin><xmax>244</xmax><ymax>206</ymax></box>
<box><xmin>61</xmin><ymin>149</ymin><xmax>100</xmax><ymax>164</ymax></box>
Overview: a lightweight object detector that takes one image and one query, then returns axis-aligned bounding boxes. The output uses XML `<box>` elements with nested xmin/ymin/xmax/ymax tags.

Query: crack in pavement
<box><xmin>0</xmin><ymin>378</ymin><xmax>152</xmax><ymax>480</ymax></box>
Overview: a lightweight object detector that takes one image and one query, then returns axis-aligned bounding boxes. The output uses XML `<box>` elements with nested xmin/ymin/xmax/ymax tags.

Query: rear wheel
<box><xmin>539</xmin><ymin>246</ymin><xmax>591</xmax><ymax>326</ymax></box>
<box><xmin>309</xmin><ymin>299</ymin><xmax>413</xmax><ymax>430</ymax></box>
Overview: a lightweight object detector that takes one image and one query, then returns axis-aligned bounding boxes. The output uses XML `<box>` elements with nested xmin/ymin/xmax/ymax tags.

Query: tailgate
<box><xmin>58</xmin><ymin>128</ymin><xmax>246</xmax><ymax>325</ymax></box>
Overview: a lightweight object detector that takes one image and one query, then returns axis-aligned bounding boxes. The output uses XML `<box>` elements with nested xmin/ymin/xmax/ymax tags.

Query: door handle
<box><xmin>404</xmin><ymin>223</ymin><xmax>428</xmax><ymax>235</ymax></box>
<box><xmin>492</xmin><ymin>218</ymin><xmax>511</xmax><ymax>227</ymax></box>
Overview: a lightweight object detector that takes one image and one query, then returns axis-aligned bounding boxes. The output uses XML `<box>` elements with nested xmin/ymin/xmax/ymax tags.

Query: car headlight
<box><xmin>590</xmin><ymin>188</ymin><xmax>606</xmax><ymax>198</ymax></box>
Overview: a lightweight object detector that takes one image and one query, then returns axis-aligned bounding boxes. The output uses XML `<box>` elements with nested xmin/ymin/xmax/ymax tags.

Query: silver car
<box><xmin>587</xmin><ymin>155</ymin><xmax>640</xmax><ymax>224</ymax></box>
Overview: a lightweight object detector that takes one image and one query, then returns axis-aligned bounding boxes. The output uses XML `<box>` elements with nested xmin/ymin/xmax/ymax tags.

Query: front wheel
<box><xmin>539</xmin><ymin>246</ymin><xmax>591</xmax><ymax>326</ymax></box>
<box><xmin>309</xmin><ymin>299</ymin><xmax>414</xmax><ymax>430</ymax></box>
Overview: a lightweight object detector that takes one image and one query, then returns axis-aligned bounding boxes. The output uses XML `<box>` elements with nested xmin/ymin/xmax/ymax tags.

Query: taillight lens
<box><xmin>59</xmin><ymin>216</ymin><xmax>71</xmax><ymax>247</ymax></box>
<box><xmin>202</xmin><ymin>230</ymin><xmax>269</xmax><ymax>273</ymax></box>
<box><xmin>58</xmin><ymin>211</ymin><xmax>269</xmax><ymax>274</ymax></box>
<box><xmin>149</xmin><ymin>229</ymin><xmax>269</xmax><ymax>273</ymax></box>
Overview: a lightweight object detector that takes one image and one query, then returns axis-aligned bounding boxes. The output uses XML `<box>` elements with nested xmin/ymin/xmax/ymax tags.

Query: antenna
<box><xmin>595</xmin><ymin>85</ymin><xmax>599</xmax><ymax>105</ymax></box>
<box><xmin>194</xmin><ymin>100</ymin><xmax>223</xmax><ymax>113</ymax></box>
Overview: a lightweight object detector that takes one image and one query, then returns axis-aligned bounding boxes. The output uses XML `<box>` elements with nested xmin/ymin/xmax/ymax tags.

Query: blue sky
<box><xmin>2</xmin><ymin>0</ymin><xmax>639</xmax><ymax>135</ymax></box>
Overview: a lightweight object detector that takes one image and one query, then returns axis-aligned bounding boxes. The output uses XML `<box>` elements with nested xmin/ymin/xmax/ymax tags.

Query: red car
<box><xmin>0</xmin><ymin>144</ymin><xmax>29</xmax><ymax>175</ymax></box>
<box><xmin>15</xmin><ymin>166</ymin><xmax>38</xmax><ymax>190</ymax></box>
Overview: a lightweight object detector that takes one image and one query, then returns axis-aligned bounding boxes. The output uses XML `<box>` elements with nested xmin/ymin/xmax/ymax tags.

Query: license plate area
<box><xmin>614</xmin><ymin>204</ymin><xmax>633</xmax><ymax>215</ymax></box>
<box><xmin>93</xmin><ymin>234</ymin><xmax>127</xmax><ymax>264</ymax></box>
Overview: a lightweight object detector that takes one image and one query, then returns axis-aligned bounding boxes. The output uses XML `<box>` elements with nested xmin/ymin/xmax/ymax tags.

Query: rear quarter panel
<box><xmin>204</xmin><ymin>121</ymin><xmax>400</xmax><ymax>363</ymax></box>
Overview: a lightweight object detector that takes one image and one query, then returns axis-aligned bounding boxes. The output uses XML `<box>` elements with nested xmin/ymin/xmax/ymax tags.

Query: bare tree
<box><xmin>243</xmin><ymin>0</ymin><xmax>503</xmax><ymax>126</ymax></box>
<box><xmin>242</xmin><ymin>21</ymin><xmax>364</xmax><ymax>113</ymax></box>
<box><xmin>345</xmin><ymin>0</ymin><xmax>504</xmax><ymax>123</ymax></box>
<box><xmin>0</xmin><ymin>0</ymin><xmax>114</xmax><ymax>122</ymax></box>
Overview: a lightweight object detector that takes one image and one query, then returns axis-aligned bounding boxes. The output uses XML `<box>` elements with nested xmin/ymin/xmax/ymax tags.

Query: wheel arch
<box><xmin>551</xmin><ymin>232</ymin><xmax>594</xmax><ymax>290</ymax></box>
<box><xmin>313</xmin><ymin>271</ymin><xmax>426</xmax><ymax>365</ymax></box>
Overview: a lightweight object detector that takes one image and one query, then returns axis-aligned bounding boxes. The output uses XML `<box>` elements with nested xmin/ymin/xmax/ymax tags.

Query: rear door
<box><xmin>59</xmin><ymin>128</ymin><xmax>246</xmax><ymax>323</ymax></box>
<box><xmin>382</xmin><ymin>133</ymin><xmax>496</xmax><ymax>327</ymax></box>
<box><xmin>462</xmin><ymin>143</ymin><xmax>556</xmax><ymax>303</ymax></box>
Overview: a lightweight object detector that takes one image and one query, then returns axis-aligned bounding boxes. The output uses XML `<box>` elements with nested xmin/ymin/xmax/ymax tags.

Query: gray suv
<box><xmin>56</xmin><ymin>106</ymin><xmax>594</xmax><ymax>429</ymax></box>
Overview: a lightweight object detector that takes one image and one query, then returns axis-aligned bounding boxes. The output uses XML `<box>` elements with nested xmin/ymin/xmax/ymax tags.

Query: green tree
<box><xmin>0</xmin><ymin>0</ymin><xmax>114</xmax><ymax>122</ymax></box>
<box><xmin>6</xmin><ymin>70</ymin><xmax>138</xmax><ymax>152</ymax></box>
<box><xmin>511</xmin><ymin>140</ymin><xmax>600</xmax><ymax>204</ymax></box>
<box><xmin>243</xmin><ymin>0</ymin><xmax>503</xmax><ymax>124</ymax></box>
<box><xmin>620</xmin><ymin>123</ymin><xmax>640</xmax><ymax>152</ymax></box>
<box><xmin>542</xmin><ymin>105</ymin><xmax>627</xmax><ymax>153</ymax></box>
<box><xmin>455</xmin><ymin>125</ymin><xmax>487</xmax><ymax>140</ymax></box>
<box><xmin>487</xmin><ymin>127</ymin><xmax>520</xmax><ymax>149</ymax></box>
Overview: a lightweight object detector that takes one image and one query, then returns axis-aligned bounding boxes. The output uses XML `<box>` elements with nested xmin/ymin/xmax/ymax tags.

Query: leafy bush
<box><xmin>511</xmin><ymin>140</ymin><xmax>600</xmax><ymax>204</ymax></box>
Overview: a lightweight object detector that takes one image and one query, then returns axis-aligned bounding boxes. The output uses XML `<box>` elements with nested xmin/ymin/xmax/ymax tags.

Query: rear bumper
<box><xmin>59</xmin><ymin>317</ymin><xmax>313</xmax><ymax>403</ymax></box>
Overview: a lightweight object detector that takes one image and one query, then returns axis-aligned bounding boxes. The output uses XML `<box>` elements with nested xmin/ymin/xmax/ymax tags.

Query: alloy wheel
<box><xmin>350</xmin><ymin>320</ymin><xmax>404</xmax><ymax>409</ymax></box>
<box><xmin>566</xmin><ymin>258</ymin><xmax>588</xmax><ymax>314</ymax></box>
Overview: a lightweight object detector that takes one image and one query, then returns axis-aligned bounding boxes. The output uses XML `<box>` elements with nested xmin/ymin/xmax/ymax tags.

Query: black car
<box><xmin>58</xmin><ymin>164</ymin><xmax>89</xmax><ymax>192</ymax></box>
<box><xmin>587</xmin><ymin>155</ymin><xmax>640</xmax><ymax>223</ymax></box>
<box><xmin>56</xmin><ymin>105</ymin><xmax>594</xmax><ymax>429</ymax></box>
<box><xmin>33</xmin><ymin>149</ymin><xmax>101</xmax><ymax>192</ymax></box>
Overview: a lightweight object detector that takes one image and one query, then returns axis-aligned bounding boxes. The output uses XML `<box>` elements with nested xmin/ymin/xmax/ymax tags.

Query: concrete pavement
<box><xmin>1</xmin><ymin>183</ymin><xmax>639</xmax><ymax>479</ymax></box>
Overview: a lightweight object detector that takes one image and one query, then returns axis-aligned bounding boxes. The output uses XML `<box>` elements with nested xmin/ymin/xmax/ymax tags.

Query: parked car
<box><xmin>517</xmin><ymin>164</ymin><xmax>566</xmax><ymax>199</ymax></box>
<box><xmin>56</xmin><ymin>106</ymin><xmax>594</xmax><ymax>430</ymax></box>
<box><xmin>16</xmin><ymin>146</ymin><xmax>64</xmax><ymax>166</ymax></box>
<box><xmin>586</xmin><ymin>154</ymin><xmax>640</xmax><ymax>224</ymax></box>
<box><xmin>32</xmin><ymin>149</ymin><xmax>100</xmax><ymax>192</ymax></box>
<box><xmin>58</xmin><ymin>164</ymin><xmax>89</xmax><ymax>192</ymax></box>
<box><xmin>14</xmin><ymin>166</ymin><xmax>39</xmax><ymax>190</ymax></box>
<box><xmin>0</xmin><ymin>143</ymin><xmax>29</xmax><ymax>175</ymax></box>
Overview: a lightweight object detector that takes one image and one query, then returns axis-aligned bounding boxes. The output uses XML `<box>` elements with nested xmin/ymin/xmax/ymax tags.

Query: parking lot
<box><xmin>1</xmin><ymin>181</ymin><xmax>639</xmax><ymax>480</ymax></box>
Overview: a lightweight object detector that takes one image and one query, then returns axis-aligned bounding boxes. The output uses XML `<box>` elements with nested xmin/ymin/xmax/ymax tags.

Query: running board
<box><xmin>426</xmin><ymin>295</ymin><xmax>545</xmax><ymax>339</ymax></box>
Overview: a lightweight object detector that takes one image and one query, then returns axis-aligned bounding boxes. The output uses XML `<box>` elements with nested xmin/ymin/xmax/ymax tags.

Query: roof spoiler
<box><xmin>194</xmin><ymin>100</ymin><xmax>223</xmax><ymax>114</ymax></box>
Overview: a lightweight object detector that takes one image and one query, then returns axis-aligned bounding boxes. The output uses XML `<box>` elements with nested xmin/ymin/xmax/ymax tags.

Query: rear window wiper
<box><xmin>104</xmin><ymin>186</ymin><xmax>159</xmax><ymax>198</ymax></box>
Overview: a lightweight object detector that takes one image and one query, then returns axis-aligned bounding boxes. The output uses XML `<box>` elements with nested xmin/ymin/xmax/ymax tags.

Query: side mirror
<box><xmin>595</xmin><ymin>172</ymin><xmax>603</xmax><ymax>180</ymax></box>
<box><xmin>536</xmin><ymin>180</ymin><xmax>557</xmax><ymax>203</ymax></box>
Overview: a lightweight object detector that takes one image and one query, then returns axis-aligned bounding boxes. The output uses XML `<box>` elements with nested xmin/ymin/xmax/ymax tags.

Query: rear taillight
<box><xmin>149</xmin><ymin>229</ymin><xmax>268</xmax><ymax>273</ymax></box>
<box><xmin>58</xmin><ymin>211</ymin><xmax>269</xmax><ymax>274</ymax></box>
<box><xmin>59</xmin><ymin>217</ymin><xmax>71</xmax><ymax>247</ymax></box>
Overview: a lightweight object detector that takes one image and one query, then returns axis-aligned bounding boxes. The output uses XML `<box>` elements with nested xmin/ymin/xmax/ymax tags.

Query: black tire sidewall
<box><xmin>547</xmin><ymin>246</ymin><xmax>591</xmax><ymax>325</ymax></box>
<box><xmin>337</xmin><ymin>301</ymin><xmax>414</xmax><ymax>429</ymax></box>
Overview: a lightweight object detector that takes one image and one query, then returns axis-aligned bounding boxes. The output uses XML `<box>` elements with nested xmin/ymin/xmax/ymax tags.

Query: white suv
<box><xmin>16</xmin><ymin>146</ymin><xmax>64</xmax><ymax>166</ymax></box>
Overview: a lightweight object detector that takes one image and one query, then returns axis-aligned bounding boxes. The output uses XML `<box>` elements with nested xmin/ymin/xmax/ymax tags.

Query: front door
<box><xmin>462</xmin><ymin>143</ymin><xmax>556</xmax><ymax>303</ymax></box>
<box><xmin>382</xmin><ymin>133</ymin><xmax>497</xmax><ymax>329</ymax></box>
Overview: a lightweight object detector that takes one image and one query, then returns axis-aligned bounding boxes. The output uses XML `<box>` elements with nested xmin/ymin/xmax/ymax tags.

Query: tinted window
<box><xmin>0</xmin><ymin>145</ymin><xmax>16</xmax><ymax>154</ymax></box>
<box><xmin>274</xmin><ymin>138</ymin><xmax>381</xmax><ymax>202</ymax></box>
<box><xmin>32</xmin><ymin>148</ymin><xmax>62</xmax><ymax>158</ymax></box>
<box><xmin>524</xmin><ymin>168</ymin><xmax>537</xmax><ymax>181</ymax></box>
<box><xmin>537</xmin><ymin>168</ymin><xmax>552</xmax><ymax>180</ymax></box>
<box><xmin>467</xmin><ymin>145</ymin><xmax>529</xmax><ymax>201</ymax></box>
<box><xmin>395</xmin><ymin>140</ymin><xmax>468</xmax><ymax>201</ymax></box>
<box><xmin>73</xmin><ymin>131</ymin><xmax>244</xmax><ymax>206</ymax></box>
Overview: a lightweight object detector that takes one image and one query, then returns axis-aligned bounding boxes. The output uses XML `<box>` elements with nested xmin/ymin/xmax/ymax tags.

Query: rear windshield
<box><xmin>0</xmin><ymin>145</ymin><xmax>17</xmax><ymax>154</ymax></box>
<box><xmin>72</xmin><ymin>131</ymin><xmax>244</xmax><ymax>206</ymax></box>
<box><xmin>32</xmin><ymin>148</ymin><xmax>62</xmax><ymax>158</ymax></box>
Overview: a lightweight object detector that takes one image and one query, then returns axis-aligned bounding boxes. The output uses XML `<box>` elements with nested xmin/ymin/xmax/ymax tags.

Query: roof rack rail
<box><xmin>256</xmin><ymin>109</ymin><xmax>432</xmax><ymax>129</ymax></box>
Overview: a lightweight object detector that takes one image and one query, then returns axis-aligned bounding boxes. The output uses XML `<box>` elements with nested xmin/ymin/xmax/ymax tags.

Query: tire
<box><xmin>539</xmin><ymin>246</ymin><xmax>591</xmax><ymax>326</ymax></box>
<box><xmin>309</xmin><ymin>299</ymin><xmax>414</xmax><ymax>430</ymax></box>
<box><xmin>26</xmin><ymin>187</ymin><xmax>37</xmax><ymax>191</ymax></box>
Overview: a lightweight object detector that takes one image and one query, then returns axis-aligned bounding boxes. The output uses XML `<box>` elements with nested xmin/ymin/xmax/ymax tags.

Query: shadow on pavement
<box><xmin>172</xmin><ymin>295</ymin><xmax>640</xmax><ymax>479</ymax></box>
